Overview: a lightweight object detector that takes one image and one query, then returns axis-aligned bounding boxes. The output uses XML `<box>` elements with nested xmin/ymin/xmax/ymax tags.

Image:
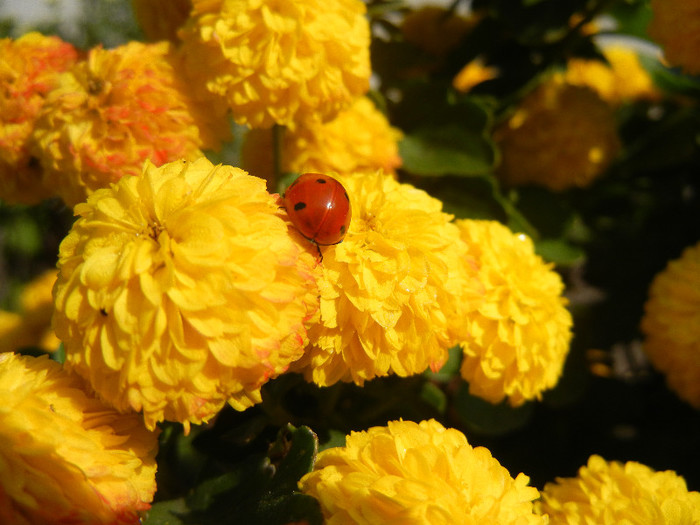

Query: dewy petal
<box><xmin>54</xmin><ymin>157</ymin><xmax>319</xmax><ymax>430</ymax></box>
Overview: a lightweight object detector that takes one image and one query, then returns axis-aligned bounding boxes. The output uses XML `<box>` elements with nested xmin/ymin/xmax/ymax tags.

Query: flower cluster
<box><xmin>242</xmin><ymin>97</ymin><xmax>403</xmax><ymax>183</ymax></box>
<box><xmin>0</xmin><ymin>32</ymin><xmax>78</xmax><ymax>204</ymax></box>
<box><xmin>641</xmin><ymin>241</ymin><xmax>700</xmax><ymax>408</ymax></box>
<box><xmin>178</xmin><ymin>0</ymin><xmax>371</xmax><ymax>129</ymax></box>
<box><xmin>0</xmin><ymin>353</ymin><xmax>158</xmax><ymax>524</ymax></box>
<box><xmin>292</xmin><ymin>170</ymin><xmax>484</xmax><ymax>386</ymax></box>
<box><xmin>299</xmin><ymin>419</ymin><xmax>545</xmax><ymax>525</ymax></box>
<box><xmin>0</xmin><ymin>269</ymin><xmax>59</xmax><ymax>353</ymax></box>
<box><xmin>537</xmin><ymin>455</ymin><xmax>700</xmax><ymax>524</ymax></box>
<box><xmin>31</xmin><ymin>40</ymin><xmax>230</xmax><ymax>207</ymax></box>
<box><xmin>53</xmin><ymin>157</ymin><xmax>319</xmax><ymax>431</ymax></box>
<box><xmin>457</xmin><ymin>220</ymin><xmax>572</xmax><ymax>406</ymax></box>
<box><xmin>495</xmin><ymin>75</ymin><xmax>621</xmax><ymax>191</ymax></box>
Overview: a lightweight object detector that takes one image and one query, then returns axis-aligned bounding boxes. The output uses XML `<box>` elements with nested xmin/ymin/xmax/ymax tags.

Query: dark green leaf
<box><xmin>399</xmin><ymin>125</ymin><xmax>496</xmax><ymax>176</ymax></box>
<box><xmin>535</xmin><ymin>238</ymin><xmax>585</xmax><ymax>266</ymax></box>
<box><xmin>454</xmin><ymin>383</ymin><xmax>534</xmax><ymax>436</ymax></box>
<box><xmin>420</xmin><ymin>382</ymin><xmax>448</xmax><ymax>413</ymax></box>
<box><xmin>142</xmin><ymin>499</ymin><xmax>189</xmax><ymax>525</ymax></box>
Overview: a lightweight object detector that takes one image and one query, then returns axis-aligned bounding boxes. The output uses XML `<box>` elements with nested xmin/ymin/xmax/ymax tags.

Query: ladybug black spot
<box><xmin>294</xmin><ymin>202</ymin><xmax>307</xmax><ymax>211</ymax></box>
<box><xmin>316</xmin><ymin>178</ymin><xmax>327</xmax><ymax>184</ymax></box>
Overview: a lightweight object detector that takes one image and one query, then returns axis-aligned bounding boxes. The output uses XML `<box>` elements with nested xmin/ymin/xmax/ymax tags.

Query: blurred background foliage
<box><xmin>1</xmin><ymin>0</ymin><xmax>699</xmax><ymax>522</ymax></box>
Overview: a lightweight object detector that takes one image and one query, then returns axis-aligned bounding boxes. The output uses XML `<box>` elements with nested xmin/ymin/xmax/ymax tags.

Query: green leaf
<box><xmin>454</xmin><ymin>383</ymin><xmax>534</xmax><ymax>436</ymax></box>
<box><xmin>640</xmin><ymin>55</ymin><xmax>700</xmax><ymax>97</ymax></box>
<box><xmin>149</xmin><ymin>425</ymin><xmax>323</xmax><ymax>525</ymax></box>
<box><xmin>535</xmin><ymin>238</ymin><xmax>585</xmax><ymax>266</ymax></box>
<box><xmin>399</xmin><ymin>124</ymin><xmax>496</xmax><ymax>177</ymax></box>
<box><xmin>420</xmin><ymin>382</ymin><xmax>448</xmax><ymax>414</ymax></box>
<box><xmin>4</xmin><ymin>215</ymin><xmax>41</xmax><ymax>256</ymax></box>
<box><xmin>142</xmin><ymin>499</ymin><xmax>189</xmax><ymax>525</ymax></box>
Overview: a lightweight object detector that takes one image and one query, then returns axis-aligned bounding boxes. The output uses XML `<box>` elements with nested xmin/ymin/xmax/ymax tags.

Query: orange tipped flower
<box><xmin>0</xmin><ymin>353</ymin><xmax>158</xmax><ymax>524</ymax></box>
<box><xmin>31</xmin><ymin>41</ymin><xmax>231</xmax><ymax>207</ymax></box>
<box><xmin>53</xmin><ymin>157</ymin><xmax>319</xmax><ymax>432</ymax></box>
<box><xmin>0</xmin><ymin>32</ymin><xmax>79</xmax><ymax>204</ymax></box>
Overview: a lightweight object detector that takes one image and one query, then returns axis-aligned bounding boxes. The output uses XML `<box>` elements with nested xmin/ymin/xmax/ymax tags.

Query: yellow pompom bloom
<box><xmin>242</xmin><ymin>97</ymin><xmax>403</xmax><ymax>182</ymax></box>
<box><xmin>496</xmin><ymin>76</ymin><xmax>621</xmax><ymax>191</ymax></box>
<box><xmin>0</xmin><ymin>353</ymin><xmax>158</xmax><ymax>524</ymax></box>
<box><xmin>30</xmin><ymin>41</ymin><xmax>231</xmax><ymax>207</ymax></box>
<box><xmin>291</xmin><ymin>171</ymin><xmax>483</xmax><ymax>387</ymax></box>
<box><xmin>0</xmin><ymin>269</ymin><xmax>59</xmax><ymax>353</ymax></box>
<box><xmin>457</xmin><ymin>220</ymin><xmax>572</xmax><ymax>406</ymax></box>
<box><xmin>132</xmin><ymin>0</ymin><xmax>192</xmax><ymax>42</ymax></box>
<box><xmin>299</xmin><ymin>419</ymin><xmax>545</xmax><ymax>525</ymax></box>
<box><xmin>538</xmin><ymin>455</ymin><xmax>700</xmax><ymax>524</ymax></box>
<box><xmin>641</xmin><ymin>242</ymin><xmax>700</xmax><ymax>408</ymax></box>
<box><xmin>178</xmin><ymin>0</ymin><xmax>371</xmax><ymax>129</ymax></box>
<box><xmin>0</xmin><ymin>32</ymin><xmax>78</xmax><ymax>204</ymax></box>
<box><xmin>565</xmin><ymin>46</ymin><xmax>659</xmax><ymax>105</ymax></box>
<box><xmin>648</xmin><ymin>0</ymin><xmax>700</xmax><ymax>75</ymax></box>
<box><xmin>53</xmin><ymin>157</ymin><xmax>319</xmax><ymax>431</ymax></box>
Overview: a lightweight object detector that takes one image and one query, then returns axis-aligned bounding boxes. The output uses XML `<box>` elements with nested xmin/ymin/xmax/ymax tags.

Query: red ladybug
<box><xmin>284</xmin><ymin>173</ymin><xmax>352</xmax><ymax>246</ymax></box>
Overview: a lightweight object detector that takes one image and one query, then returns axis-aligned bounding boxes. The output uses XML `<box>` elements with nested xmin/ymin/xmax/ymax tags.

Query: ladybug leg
<box><xmin>316</xmin><ymin>243</ymin><xmax>323</xmax><ymax>263</ymax></box>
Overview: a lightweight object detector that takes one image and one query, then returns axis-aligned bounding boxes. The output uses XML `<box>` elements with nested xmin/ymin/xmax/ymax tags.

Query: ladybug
<box><xmin>283</xmin><ymin>173</ymin><xmax>352</xmax><ymax>247</ymax></box>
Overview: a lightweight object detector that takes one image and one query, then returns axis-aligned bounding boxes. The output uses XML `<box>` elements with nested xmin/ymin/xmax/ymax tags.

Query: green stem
<box><xmin>271</xmin><ymin>124</ymin><xmax>284</xmax><ymax>192</ymax></box>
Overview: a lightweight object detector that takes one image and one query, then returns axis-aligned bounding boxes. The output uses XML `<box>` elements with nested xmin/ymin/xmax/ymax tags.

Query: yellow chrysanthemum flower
<box><xmin>178</xmin><ymin>0</ymin><xmax>371</xmax><ymax>129</ymax></box>
<box><xmin>242</xmin><ymin>97</ymin><xmax>403</xmax><ymax>183</ymax></box>
<box><xmin>648</xmin><ymin>0</ymin><xmax>700</xmax><ymax>75</ymax></box>
<box><xmin>495</xmin><ymin>76</ymin><xmax>621</xmax><ymax>191</ymax></box>
<box><xmin>299</xmin><ymin>419</ymin><xmax>545</xmax><ymax>525</ymax></box>
<box><xmin>641</xmin><ymin>242</ymin><xmax>700</xmax><ymax>408</ymax></box>
<box><xmin>537</xmin><ymin>455</ymin><xmax>700</xmax><ymax>524</ymax></box>
<box><xmin>132</xmin><ymin>0</ymin><xmax>192</xmax><ymax>42</ymax></box>
<box><xmin>53</xmin><ymin>157</ymin><xmax>319</xmax><ymax>431</ymax></box>
<box><xmin>0</xmin><ymin>269</ymin><xmax>59</xmax><ymax>353</ymax></box>
<box><xmin>0</xmin><ymin>32</ymin><xmax>78</xmax><ymax>204</ymax></box>
<box><xmin>457</xmin><ymin>220</ymin><xmax>572</xmax><ymax>406</ymax></box>
<box><xmin>30</xmin><ymin>41</ymin><xmax>230</xmax><ymax>207</ymax></box>
<box><xmin>565</xmin><ymin>45</ymin><xmax>659</xmax><ymax>105</ymax></box>
<box><xmin>0</xmin><ymin>353</ymin><xmax>158</xmax><ymax>524</ymax></box>
<box><xmin>291</xmin><ymin>171</ymin><xmax>484</xmax><ymax>387</ymax></box>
